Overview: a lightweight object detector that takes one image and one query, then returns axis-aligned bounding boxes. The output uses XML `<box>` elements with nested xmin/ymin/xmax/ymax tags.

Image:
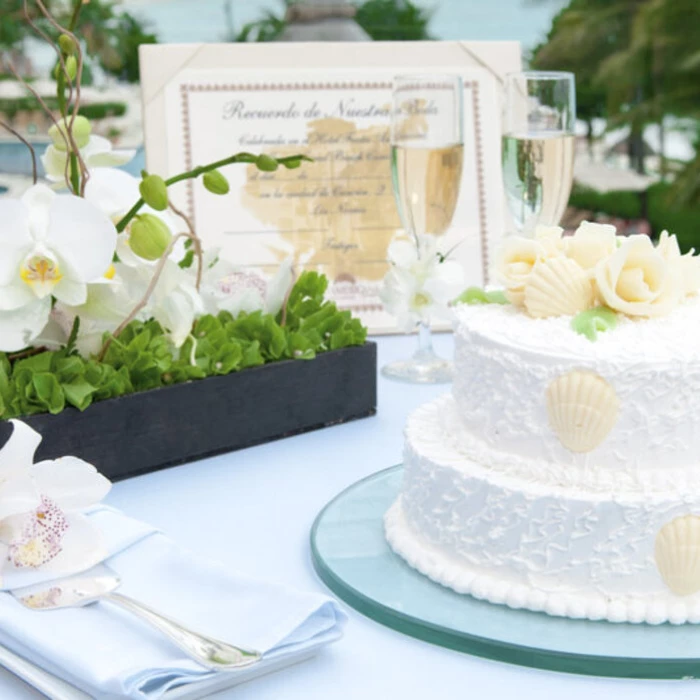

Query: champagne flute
<box><xmin>502</xmin><ymin>71</ymin><xmax>576</xmax><ymax>234</ymax></box>
<box><xmin>382</xmin><ymin>74</ymin><xmax>464</xmax><ymax>384</ymax></box>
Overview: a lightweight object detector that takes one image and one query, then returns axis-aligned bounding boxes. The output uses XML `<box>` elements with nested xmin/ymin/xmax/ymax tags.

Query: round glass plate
<box><xmin>310</xmin><ymin>466</ymin><xmax>700</xmax><ymax>679</ymax></box>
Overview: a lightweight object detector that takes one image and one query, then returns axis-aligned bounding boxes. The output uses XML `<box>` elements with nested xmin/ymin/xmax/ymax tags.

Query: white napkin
<box><xmin>0</xmin><ymin>507</ymin><xmax>346</xmax><ymax>699</ymax></box>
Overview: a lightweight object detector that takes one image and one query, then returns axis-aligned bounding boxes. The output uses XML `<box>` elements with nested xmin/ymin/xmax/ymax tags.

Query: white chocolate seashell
<box><xmin>546</xmin><ymin>370</ymin><xmax>619</xmax><ymax>453</ymax></box>
<box><xmin>655</xmin><ymin>515</ymin><xmax>700</xmax><ymax>596</ymax></box>
<box><xmin>524</xmin><ymin>257</ymin><xmax>594</xmax><ymax>318</ymax></box>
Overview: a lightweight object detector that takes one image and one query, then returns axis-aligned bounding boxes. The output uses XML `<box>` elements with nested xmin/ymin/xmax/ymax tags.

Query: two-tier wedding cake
<box><xmin>386</xmin><ymin>223</ymin><xmax>700</xmax><ymax>624</ymax></box>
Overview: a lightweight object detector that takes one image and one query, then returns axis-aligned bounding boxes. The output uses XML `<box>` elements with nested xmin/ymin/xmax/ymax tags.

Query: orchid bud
<box><xmin>202</xmin><ymin>169</ymin><xmax>230</xmax><ymax>195</ymax></box>
<box><xmin>48</xmin><ymin>115</ymin><xmax>91</xmax><ymax>151</ymax></box>
<box><xmin>58</xmin><ymin>34</ymin><xmax>77</xmax><ymax>55</ymax></box>
<box><xmin>255</xmin><ymin>154</ymin><xmax>279</xmax><ymax>172</ymax></box>
<box><xmin>129</xmin><ymin>214</ymin><xmax>172</xmax><ymax>261</ymax></box>
<box><xmin>139</xmin><ymin>173</ymin><xmax>169</xmax><ymax>211</ymax></box>
<box><xmin>64</xmin><ymin>55</ymin><xmax>78</xmax><ymax>81</ymax></box>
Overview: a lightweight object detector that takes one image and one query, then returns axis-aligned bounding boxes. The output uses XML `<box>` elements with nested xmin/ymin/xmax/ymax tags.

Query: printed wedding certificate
<box><xmin>141</xmin><ymin>43</ymin><xmax>521</xmax><ymax>332</ymax></box>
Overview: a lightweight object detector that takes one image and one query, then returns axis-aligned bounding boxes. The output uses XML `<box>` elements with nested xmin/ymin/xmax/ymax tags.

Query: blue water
<box><xmin>132</xmin><ymin>0</ymin><xmax>565</xmax><ymax>51</ymax></box>
<box><xmin>0</xmin><ymin>141</ymin><xmax>146</xmax><ymax>177</ymax></box>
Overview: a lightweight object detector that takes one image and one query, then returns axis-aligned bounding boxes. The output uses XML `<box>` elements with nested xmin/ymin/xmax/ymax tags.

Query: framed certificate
<box><xmin>140</xmin><ymin>41</ymin><xmax>521</xmax><ymax>333</ymax></box>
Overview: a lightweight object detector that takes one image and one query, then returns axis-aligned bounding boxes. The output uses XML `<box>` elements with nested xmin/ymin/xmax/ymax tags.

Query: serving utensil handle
<box><xmin>106</xmin><ymin>592</ymin><xmax>261</xmax><ymax>671</ymax></box>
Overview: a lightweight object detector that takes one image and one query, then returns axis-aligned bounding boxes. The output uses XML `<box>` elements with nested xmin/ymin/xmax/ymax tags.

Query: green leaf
<box><xmin>571</xmin><ymin>307</ymin><xmax>618</xmax><ymax>342</ymax></box>
<box><xmin>32</xmin><ymin>373</ymin><xmax>64</xmax><ymax>414</ymax></box>
<box><xmin>62</xmin><ymin>379</ymin><xmax>96</xmax><ymax>411</ymax></box>
<box><xmin>455</xmin><ymin>286</ymin><xmax>510</xmax><ymax>305</ymax></box>
<box><xmin>178</xmin><ymin>250</ymin><xmax>195</xmax><ymax>269</ymax></box>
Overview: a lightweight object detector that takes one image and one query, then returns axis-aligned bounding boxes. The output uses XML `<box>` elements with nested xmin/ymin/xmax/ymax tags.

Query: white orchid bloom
<box><xmin>42</xmin><ymin>136</ymin><xmax>136</xmax><ymax>183</ymax></box>
<box><xmin>0</xmin><ymin>184</ymin><xmax>117</xmax><ymax>351</ymax></box>
<box><xmin>0</xmin><ymin>421</ymin><xmax>111</xmax><ymax>581</ymax></box>
<box><xmin>85</xmin><ymin>168</ymin><xmax>182</xmax><ymax>267</ymax></box>
<box><xmin>198</xmin><ymin>254</ymin><xmax>294</xmax><ymax>318</ymax></box>
<box><xmin>381</xmin><ymin>234</ymin><xmax>465</xmax><ymax>330</ymax></box>
<box><xmin>117</xmin><ymin>260</ymin><xmax>203</xmax><ymax>347</ymax></box>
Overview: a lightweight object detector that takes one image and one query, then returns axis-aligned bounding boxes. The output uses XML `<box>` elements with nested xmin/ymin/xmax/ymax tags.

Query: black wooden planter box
<box><xmin>22</xmin><ymin>343</ymin><xmax>377</xmax><ymax>482</ymax></box>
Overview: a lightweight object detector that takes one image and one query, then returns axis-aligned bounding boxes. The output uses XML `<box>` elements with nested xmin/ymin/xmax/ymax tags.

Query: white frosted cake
<box><xmin>386</xmin><ymin>224</ymin><xmax>700</xmax><ymax>624</ymax></box>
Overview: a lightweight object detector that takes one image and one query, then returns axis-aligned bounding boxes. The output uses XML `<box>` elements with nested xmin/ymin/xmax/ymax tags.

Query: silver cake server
<box><xmin>11</xmin><ymin>564</ymin><xmax>261</xmax><ymax>671</ymax></box>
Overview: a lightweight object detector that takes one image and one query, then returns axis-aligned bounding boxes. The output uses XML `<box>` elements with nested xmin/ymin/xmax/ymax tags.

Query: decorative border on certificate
<box><xmin>177</xmin><ymin>79</ymin><xmax>489</xmax><ymax>294</ymax></box>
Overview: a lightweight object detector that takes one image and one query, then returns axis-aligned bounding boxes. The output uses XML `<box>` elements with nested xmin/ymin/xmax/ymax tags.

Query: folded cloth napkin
<box><xmin>0</xmin><ymin>507</ymin><xmax>346</xmax><ymax>700</ymax></box>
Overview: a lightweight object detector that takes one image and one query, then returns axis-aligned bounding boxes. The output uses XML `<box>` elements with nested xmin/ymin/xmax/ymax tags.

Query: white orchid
<box><xmin>198</xmin><ymin>253</ymin><xmax>294</xmax><ymax>318</ymax></box>
<box><xmin>0</xmin><ymin>421</ymin><xmax>111</xmax><ymax>582</ymax></box>
<box><xmin>84</xmin><ymin>168</ymin><xmax>181</xmax><ymax>267</ymax></box>
<box><xmin>0</xmin><ymin>184</ymin><xmax>117</xmax><ymax>352</ymax></box>
<box><xmin>42</xmin><ymin>116</ymin><xmax>135</xmax><ymax>183</ymax></box>
<box><xmin>117</xmin><ymin>260</ymin><xmax>204</xmax><ymax>347</ymax></box>
<box><xmin>381</xmin><ymin>235</ymin><xmax>465</xmax><ymax>331</ymax></box>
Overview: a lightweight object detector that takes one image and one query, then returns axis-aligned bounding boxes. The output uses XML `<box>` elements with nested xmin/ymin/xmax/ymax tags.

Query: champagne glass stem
<box><xmin>414</xmin><ymin>321</ymin><xmax>435</xmax><ymax>362</ymax></box>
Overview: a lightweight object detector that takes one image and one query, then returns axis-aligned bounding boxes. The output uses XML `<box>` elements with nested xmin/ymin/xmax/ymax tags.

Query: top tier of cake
<box><xmin>452</xmin><ymin>297</ymin><xmax>700</xmax><ymax>472</ymax></box>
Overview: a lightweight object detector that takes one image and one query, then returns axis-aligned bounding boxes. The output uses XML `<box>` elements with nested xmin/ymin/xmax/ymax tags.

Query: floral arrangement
<box><xmin>0</xmin><ymin>1</ymin><xmax>366</xmax><ymax>421</ymax></box>
<box><xmin>491</xmin><ymin>221</ymin><xmax>700</xmax><ymax>332</ymax></box>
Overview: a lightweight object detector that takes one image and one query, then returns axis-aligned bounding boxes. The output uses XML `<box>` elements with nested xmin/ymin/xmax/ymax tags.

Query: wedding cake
<box><xmin>385</xmin><ymin>223</ymin><xmax>700</xmax><ymax>625</ymax></box>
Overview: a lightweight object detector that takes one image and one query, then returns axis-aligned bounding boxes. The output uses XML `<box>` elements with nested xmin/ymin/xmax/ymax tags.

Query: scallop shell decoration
<box><xmin>545</xmin><ymin>370</ymin><xmax>619</xmax><ymax>453</ymax></box>
<box><xmin>524</xmin><ymin>257</ymin><xmax>594</xmax><ymax>318</ymax></box>
<box><xmin>655</xmin><ymin>515</ymin><xmax>700</xmax><ymax>596</ymax></box>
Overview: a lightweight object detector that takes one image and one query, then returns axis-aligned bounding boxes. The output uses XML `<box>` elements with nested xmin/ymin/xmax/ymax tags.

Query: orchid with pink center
<box><xmin>0</xmin><ymin>421</ymin><xmax>111</xmax><ymax>583</ymax></box>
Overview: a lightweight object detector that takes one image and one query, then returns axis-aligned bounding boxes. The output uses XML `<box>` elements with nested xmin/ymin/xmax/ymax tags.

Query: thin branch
<box><xmin>97</xmin><ymin>233</ymin><xmax>189</xmax><ymax>362</ymax></box>
<box><xmin>3</xmin><ymin>59</ymin><xmax>75</xmax><ymax>190</ymax></box>
<box><xmin>21</xmin><ymin>2</ymin><xmax>75</xmax><ymax>117</ymax></box>
<box><xmin>0</xmin><ymin>119</ymin><xmax>37</xmax><ymax>184</ymax></box>
<box><xmin>34</xmin><ymin>0</ymin><xmax>89</xmax><ymax>195</ymax></box>
<box><xmin>8</xmin><ymin>346</ymin><xmax>48</xmax><ymax>362</ymax></box>
<box><xmin>169</xmin><ymin>201</ymin><xmax>203</xmax><ymax>291</ymax></box>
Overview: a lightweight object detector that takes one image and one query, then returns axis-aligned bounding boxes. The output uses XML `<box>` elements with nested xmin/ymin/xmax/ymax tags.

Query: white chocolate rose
<box><xmin>657</xmin><ymin>230</ymin><xmax>700</xmax><ymax>296</ymax></box>
<box><xmin>493</xmin><ymin>236</ymin><xmax>545</xmax><ymax>306</ymax></box>
<box><xmin>534</xmin><ymin>225</ymin><xmax>565</xmax><ymax>256</ymax></box>
<box><xmin>566</xmin><ymin>221</ymin><xmax>617</xmax><ymax>271</ymax></box>
<box><xmin>594</xmin><ymin>235</ymin><xmax>681</xmax><ymax>317</ymax></box>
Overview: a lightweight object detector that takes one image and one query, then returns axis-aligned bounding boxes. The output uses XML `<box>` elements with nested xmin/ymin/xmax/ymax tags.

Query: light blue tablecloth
<box><xmin>1</xmin><ymin>334</ymin><xmax>698</xmax><ymax>699</ymax></box>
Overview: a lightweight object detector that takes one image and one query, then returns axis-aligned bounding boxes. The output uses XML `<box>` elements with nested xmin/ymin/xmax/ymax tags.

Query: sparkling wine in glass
<box><xmin>502</xmin><ymin>71</ymin><xmax>576</xmax><ymax>234</ymax></box>
<box><xmin>382</xmin><ymin>74</ymin><xmax>464</xmax><ymax>384</ymax></box>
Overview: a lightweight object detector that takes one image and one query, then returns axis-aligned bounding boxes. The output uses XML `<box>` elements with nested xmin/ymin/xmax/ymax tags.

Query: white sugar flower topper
<box><xmin>0</xmin><ymin>421</ymin><xmax>111</xmax><ymax>583</ymax></box>
<box><xmin>0</xmin><ymin>184</ymin><xmax>117</xmax><ymax>351</ymax></box>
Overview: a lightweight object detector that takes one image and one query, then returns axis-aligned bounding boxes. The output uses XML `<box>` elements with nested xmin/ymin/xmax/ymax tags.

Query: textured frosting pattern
<box><xmin>387</xmin><ymin>396</ymin><xmax>700</xmax><ymax>624</ymax></box>
<box><xmin>452</xmin><ymin>299</ymin><xmax>700</xmax><ymax>471</ymax></box>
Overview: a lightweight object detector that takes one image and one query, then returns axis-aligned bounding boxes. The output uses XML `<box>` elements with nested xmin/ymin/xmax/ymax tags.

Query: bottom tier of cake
<box><xmin>385</xmin><ymin>395</ymin><xmax>700</xmax><ymax>625</ymax></box>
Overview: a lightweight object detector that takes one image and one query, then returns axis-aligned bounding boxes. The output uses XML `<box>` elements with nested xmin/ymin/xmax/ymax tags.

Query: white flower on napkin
<box><xmin>0</xmin><ymin>421</ymin><xmax>111</xmax><ymax>581</ymax></box>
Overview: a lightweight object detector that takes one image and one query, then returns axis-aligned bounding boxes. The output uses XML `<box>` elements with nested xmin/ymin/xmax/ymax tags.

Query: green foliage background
<box><xmin>231</xmin><ymin>0</ymin><xmax>432</xmax><ymax>43</ymax></box>
<box><xmin>0</xmin><ymin>272</ymin><xmax>367</xmax><ymax>420</ymax></box>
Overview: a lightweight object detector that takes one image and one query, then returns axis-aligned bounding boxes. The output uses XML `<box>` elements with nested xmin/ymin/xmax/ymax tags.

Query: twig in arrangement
<box><xmin>22</xmin><ymin>2</ymin><xmax>75</xmax><ymax>114</ymax></box>
<box><xmin>0</xmin><ymin>120</ymin><xmax>37</xmax><ymax>184</ymax></box>
<box><xmin>97</xmin><ymin>233</ymin><xmax>189</xmax><ymax>362</ymax></box>
<box><xmin>169</xmin><ymin>201</ymin><xmax>203</xmax><ymax>290</ymax></box>
<box><xmin>3</xmin><ymin>59</ymin><xmax>77</xmax><ymax>190</ymax></box>
<box><xmin>7</xmin><ymin>346</ymin><xmax>48</xmax><ymax>362</ymax></box>
<box><xmin>280</xmin><ymin>265</ymin><xmax>299</xmax><ymax>328</ymax></box>
<box><xmin>28</xmin><ymin>0</ymin><xmax>90</xmax><ymax>194</ymax></box>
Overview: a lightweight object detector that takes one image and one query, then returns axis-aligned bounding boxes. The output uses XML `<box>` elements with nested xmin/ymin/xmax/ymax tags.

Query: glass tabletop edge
<box><xmin>309</xmin><ymin>466</ymin><xmax>700</xmax><ymax>681</ymax></box>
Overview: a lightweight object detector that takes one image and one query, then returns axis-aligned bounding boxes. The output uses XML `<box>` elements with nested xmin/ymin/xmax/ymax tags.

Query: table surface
<box><xmin>1</xmin><ymin>334</ymin><xmax>699</xmax><ymax>699</ymax></box>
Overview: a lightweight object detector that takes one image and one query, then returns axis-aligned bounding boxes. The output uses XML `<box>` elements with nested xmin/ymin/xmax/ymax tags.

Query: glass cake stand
<box><xmin>310</xmin><ymin>466</ymin><xmax>700</xmax><ymax>679</ymax></box>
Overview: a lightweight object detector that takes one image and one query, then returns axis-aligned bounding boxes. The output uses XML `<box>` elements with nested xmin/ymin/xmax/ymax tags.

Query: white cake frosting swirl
<box><xmin>386</xmin><ymin>296</ymin><xmax>700</xmax><ymax>624</ymax></box>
